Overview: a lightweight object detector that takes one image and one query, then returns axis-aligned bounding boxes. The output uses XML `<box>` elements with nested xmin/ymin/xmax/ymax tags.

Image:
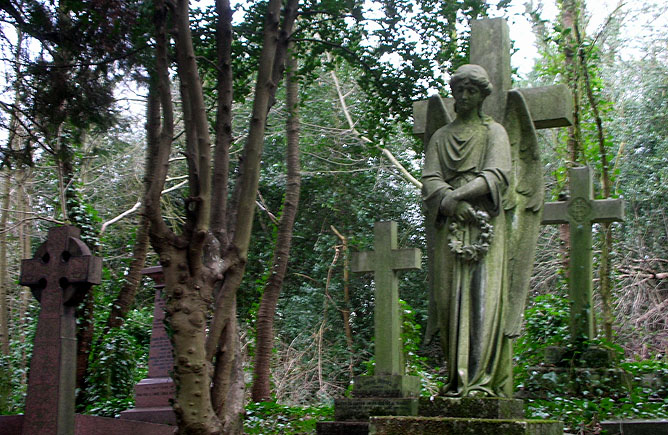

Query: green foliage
<box><xmin>244</xmin><ymin>401</ymin><xmax>333</xmax><ymax>434</ymax></box>
<box><xmin>514</xmin><ymin>294</ymin><xmax>570</xmax><ymax>371</ymax></box>
<box><xmin>82</xmin><ymin>307</ymin><xmax>151</xmax><ymax>417</ymax></box>
<box><xmin>516</xmin><ymin>287</ymin><xmax>668</xmax><ymax>433</ymax></box>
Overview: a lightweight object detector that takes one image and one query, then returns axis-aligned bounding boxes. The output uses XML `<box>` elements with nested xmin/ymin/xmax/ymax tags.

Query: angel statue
<box><xmin>421</xmin><ymin>64</ymin><xmax>543</xmax><ymax>397</ymax></box>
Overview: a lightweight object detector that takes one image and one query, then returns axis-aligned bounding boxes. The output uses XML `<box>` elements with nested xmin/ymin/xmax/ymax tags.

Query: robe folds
<box><xmin>422</xmin><ymin>118</ymin><xmax>513</xmax><ymax>397</ymax></box>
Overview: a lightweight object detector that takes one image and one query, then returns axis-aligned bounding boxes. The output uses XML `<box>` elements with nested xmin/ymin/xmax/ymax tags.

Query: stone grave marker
<box><xmin>317</xmin><ymin>222</ymin><xmax>422</xmax><ymax>435</ymax></box>
<box><xmin>351</xmin><ymin>221</ymin><xmax>421</xmax><ymax>387</ymax></box>
<box><xmin>542</xmin><ymin>166</ymin><xmax>625</xmax><ymax>341</ymax></box>
<box><xmin>375</xmin><ymin>17</ymin><xmax>568</xmax><ymax>434</ymax></box>
<box><xmin>0</xmin><ymin>226</ymin><xmax>175</xmax><ymax>435</ymax></box>
<box><xmin>414</xmin><ymin>16</ymin><xmax>574</xmax><ymax>350</ymax></box>
<box><xmin>18</xmin><ymin>226</ymin><xmax>102</xmax><ymax>435</ymax></box>
<box><xmin>121</xmin><ymin>265</ymin><xmax>176</xmax><ymax>425</ymax></box>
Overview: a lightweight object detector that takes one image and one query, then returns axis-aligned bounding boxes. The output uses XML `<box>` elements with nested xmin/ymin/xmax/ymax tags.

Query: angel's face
<box><xmin>452</xmin><ymin>79</ymin><xmax>483</xmax><ymax>113</ymax></box>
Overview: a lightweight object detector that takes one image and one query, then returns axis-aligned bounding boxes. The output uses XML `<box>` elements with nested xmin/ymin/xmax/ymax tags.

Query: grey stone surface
<box><xmin>352</xmin><ymin>374</ymin><xmax>420</xmax><ymax>398</ymax></box>
<box><xmin>316</xmin><ymin>421</ymin><xmax>369</xmax><ymax>435</ymax></box>
<box><xmin>351</xmin><ymin>222</ymin><xmax>421</xmax><ymax>377</ymax></box>
<box><xmin>368</xmin><ymin>416</ymin><xmax>563</xmax><ymax>435</ymax></box>
<box><xmin>418</xmin><ymin>397</ymin><xmax>525</xmax><ymax>419</ymax></box>
<box><xmin>541</xmin><ymin>167</ymin><xmax>625</xmax><ymax>340</ymax></box>
<box><xmin>600</xmin><ymin>419</ymin><xmax>668</xmax><ymax>435</ymax></box>
<box><xmin>335</xmin><ymin>398</ymin><xmax>418</xmax><ymax>421</ymax></box>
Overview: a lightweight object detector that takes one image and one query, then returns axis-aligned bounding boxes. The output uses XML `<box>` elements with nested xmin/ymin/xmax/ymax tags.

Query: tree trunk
<box><xmin>561</xmin><ymin>1</ymin><xmax>583</xmax><ymax>167</ymax></box>
<box><xmin>103</xmin><ymin>212</ymin><xmax>150</xmax><ymax>332</ymax></box>
<box><xmin>251</xmin><ymin>45</ymin><xmax>302</xmax><ymax>402</ymax></box>
<box><xmin>574</xmin><ymin>15</ymin><xmax>616</xmax><ymax>342</ymax></box>
<box><xmin>16</xmin><ymin>168</ymin><xmax>32</xmax><ymax>382</ymax></box>
<box><xmin>144</xmin><ymin>0</ymin><xmax>299</xmax><ymax>431</ymax></box>
<box><xmin>0</xmin><ymin>171</ymin><xmax>10</xmax><ymax>355</ymax></box>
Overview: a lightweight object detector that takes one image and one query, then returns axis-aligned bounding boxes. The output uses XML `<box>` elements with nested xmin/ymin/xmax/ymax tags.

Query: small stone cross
<box><xmin>19</xmin><ymin>226</ymin><xmax>101</xmax><ymax>435</ymax></box>
<box><xmin>541</xmin><ymin>167</ymin><xmax>624</xmax><ymax>340</ymax></box>
<box><xmin>351</xmin><ymin>221</ymin><xmax>421</xmax><ymax>376</ymax></box>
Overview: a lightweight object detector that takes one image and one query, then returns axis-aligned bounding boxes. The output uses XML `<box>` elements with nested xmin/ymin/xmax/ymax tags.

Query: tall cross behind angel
<box><xmin>421</xmin><ymin>64</ymin><xmax>543</xmax><ymax>397</ymax></box>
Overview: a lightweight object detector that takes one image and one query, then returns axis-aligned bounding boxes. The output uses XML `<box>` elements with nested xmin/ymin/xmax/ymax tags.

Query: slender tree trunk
<box><xmin>251</xmin><ymin>46</ymin><xmax>302</xmax><ymax>402</ymax></box>
<box><xmin>103</xmin><ymin>212</ymin><xmax>150</xmax><ymax>333</ymax></box>
<box><xmin>16</xmin><ymin>168</ymin><xmax>32</xmax><ymax>382</ymax></box>
<box><xmin>331</xmin><ymin>225</ymin><xmax>354</xmax><ymax>378</ymax></box>
<box><xmin>574</xmin><ymin>15</ymin><xmax>616</xmax><ymax>342</ymax></box>
<box><xmin>561</xmin><ymin>1</ymin><xmax>583</xmax><ymax>167</ymax></box>
<box><xmin>0</xmin><ymin>172</ymin><xmax>11</xmax><ymax>355</ymax></box>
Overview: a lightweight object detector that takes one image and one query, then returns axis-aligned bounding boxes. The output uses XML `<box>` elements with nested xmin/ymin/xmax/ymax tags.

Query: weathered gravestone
<box><xmin>121</xmin><ymin>266</ymin><xmax>176</xmax><ymax>425</ymax></box>
<box><xmin>370</xmin><ymin>17</ymin><xmax>566</xmax><ymax>435</ymax></box>
<box><xmin>520</xmin><ymin>166</ymin><xmax>630</xmax><ymax>398</ymax></box>
<box><xmin>351</xmin><ymin>221</ymin><xmax>421</xmax><ymax>383</ymax></box>
<box><xmin>541</xmin><ymin>166</ymin><xmax>625</xmax><ymax>342</ymax></box>
<box><xmin>18</xmin><ymin>226</ymin><xmax>102</xmax><ymax>435</ymax></box>
<box><xmin>317</xmin><ymin>222</ymin><xmax>421</xmax><ymax>435</ymax></box>
<box><xmin>414</xmin><ymin>17</ymin><xmax>573</xmax><ymax>348</ymax></box>
<box><xmin>0</xmin><ymin>227</ymin><xmax>174</xmax><ymax>435</ymax></box>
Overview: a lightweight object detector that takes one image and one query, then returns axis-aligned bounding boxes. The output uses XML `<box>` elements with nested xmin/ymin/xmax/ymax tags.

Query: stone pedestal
<box><xmin>120</xmin><ymin>266</ymin><xmax>176</xmax><ymax>425</ymax></box>
<box><xmin>317</xmin><ymin>375</ymin><xmax>420</xmax><ymax>435</ymax></box>
<box><xmin>369</xmin><ymin>416</ymin><xmax>562</xmax><ymax>435</ymax></box>
<box><xmin>600</xmin><ymin>419</ymin><xmax>668</xmax><ymax>435</ymax></box>
<box><xmin>352</xmin><ymin>375</ymin><xmax>420</xmax><ymax>398</ymax></box>
<box><xmin>418</xmin><ymin>397</ymin><xmax>524</xmax><ymax>419</ymax></box>
<box><xmin>369</xmin><ymin>397</ymin><xmax>562</xmax><ymax>435</ymax></box>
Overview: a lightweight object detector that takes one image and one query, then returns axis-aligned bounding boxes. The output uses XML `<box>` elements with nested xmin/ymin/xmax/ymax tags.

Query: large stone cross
<box><xmin>19</xmin><ymin>226</ymin><xmax>101</xmax><ymax>435</ymax></box>
<box><xmin>541</xmin><ymin>166</ymin><xmax>624</xmax><ymax>340</ymax></box>
<box><xmin>413</xmin><ymin>18</ymin><xmax>573</xmax><ymax>136</ymax></box>
<box><xmin>351</xmin><ymin>221</ymin><xmax>421</xmax><ymax>376</ymax></box>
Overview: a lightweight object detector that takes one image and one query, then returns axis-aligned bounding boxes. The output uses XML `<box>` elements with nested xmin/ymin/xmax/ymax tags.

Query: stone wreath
<box><xmin>447</xmin><ymin>210</ymin><xmax>494</xmax><ymax>262</ymax></box>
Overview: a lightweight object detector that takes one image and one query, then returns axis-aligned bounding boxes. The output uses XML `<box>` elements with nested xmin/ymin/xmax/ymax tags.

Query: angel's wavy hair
<box><xmin>449</xmin><ymin>64</ymin><xmax>493</xmax><ymax>119</ymax></box>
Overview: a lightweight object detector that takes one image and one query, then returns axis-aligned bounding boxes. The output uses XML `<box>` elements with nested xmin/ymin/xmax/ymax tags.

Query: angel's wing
<box><xmin>502</xmin><ymin>89</ymin><xmax>544</xmax><ymax>338</ymax></box>
<box><xmin>424</xmin><ymin>95</ymin><xmax>454</xmax><ymax>151</ymax></box>
<box><xmin>423</xmin><ymin>95</ymin><xmax>454</xmax><ymax>344</ymax></box>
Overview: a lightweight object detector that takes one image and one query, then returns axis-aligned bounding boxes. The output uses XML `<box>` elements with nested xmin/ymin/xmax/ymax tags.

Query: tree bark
<box><xmin>16</xmin><ymin>168</ymin><xmax>32</xmax><ymax>382</ymax></box>
<box><xmin>210</xmin><ymin>0</ymin><xmax>234</xmax><ymax>246</ymax></box>
<box><xmin>144</xmin><ymin>0</ymin><xmax>300</xmax><ymax>431</ymax></box>
<box><xmin>251</xmin><ymin>45</ymin><xmax>302</xmax><ymax>402</ymax></box>
<box><xmin>574</xmin><ymin>14</ymin><xmax>616</xmax><ymax>342</ymax></box>
<box><xmin>0</xmin><ymin>172</ymin><xmax>10</xmax><ymax>355</ymax></box>
<box><xmin>561</xmin><ymin>1</ymin><xmax>583</xmax><ymax>167</ymax></box>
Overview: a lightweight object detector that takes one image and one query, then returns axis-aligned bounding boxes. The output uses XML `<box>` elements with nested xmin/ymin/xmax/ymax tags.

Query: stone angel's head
<box><xmin>449</xmin><ymin>64</ymin><xmax>493</xmax><ymax>116</ymax></box>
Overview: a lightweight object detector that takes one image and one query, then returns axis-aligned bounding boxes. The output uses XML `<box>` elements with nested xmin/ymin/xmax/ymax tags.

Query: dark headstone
<box><xmin>18</xmin><ymin>226</ymin><xmax>101</xmax><ymax>435</ymax></box>
<box><xmin>335</xmin><ymin>398</ymin><xmax>418</xmax><ymax>421</ymax></box>
<box><xmin>121</xmin><ymin>266</ymin><xmax>176</xmax><ymax>425</ymax></box>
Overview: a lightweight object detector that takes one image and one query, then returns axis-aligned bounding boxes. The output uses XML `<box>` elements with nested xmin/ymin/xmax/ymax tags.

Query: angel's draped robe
<box><xmin>422</xmin><ymin>117</ymin><xmax>514</xmax><ymax>397</ymax></box>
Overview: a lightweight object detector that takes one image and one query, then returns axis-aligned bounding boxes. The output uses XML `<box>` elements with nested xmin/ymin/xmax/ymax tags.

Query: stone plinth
<box><xmin>368</xmin><ymin>416</ymin><xmax>563</xmax><ymax>435</ymax></box>
<box><xmin>418</xmin><ymin>397</ymin><xmax>524</xmax><ymax>419</ymax></box>
<box><xmin>600</xmin><ymin>419</ymin><xmax>668</xmax><ymax>435</ymax></box>
<box><xmin>353</xmin><ymin>375</ymin><xmax>420</xmax><ymax>398</ymax></box>
<box><xmin>316</xmin><ymin>421</ymin><xmax>369</xmax><ymax>435</ymax></box>
<box><xmin>335</xmin><ymin>398</ymin><xmax>418</xmax><ymax>421</ymax></box>
<box><xmin>120</xmin><ymin>266</ymin><xmax>175</xmax><ymax>425</ymax></box>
